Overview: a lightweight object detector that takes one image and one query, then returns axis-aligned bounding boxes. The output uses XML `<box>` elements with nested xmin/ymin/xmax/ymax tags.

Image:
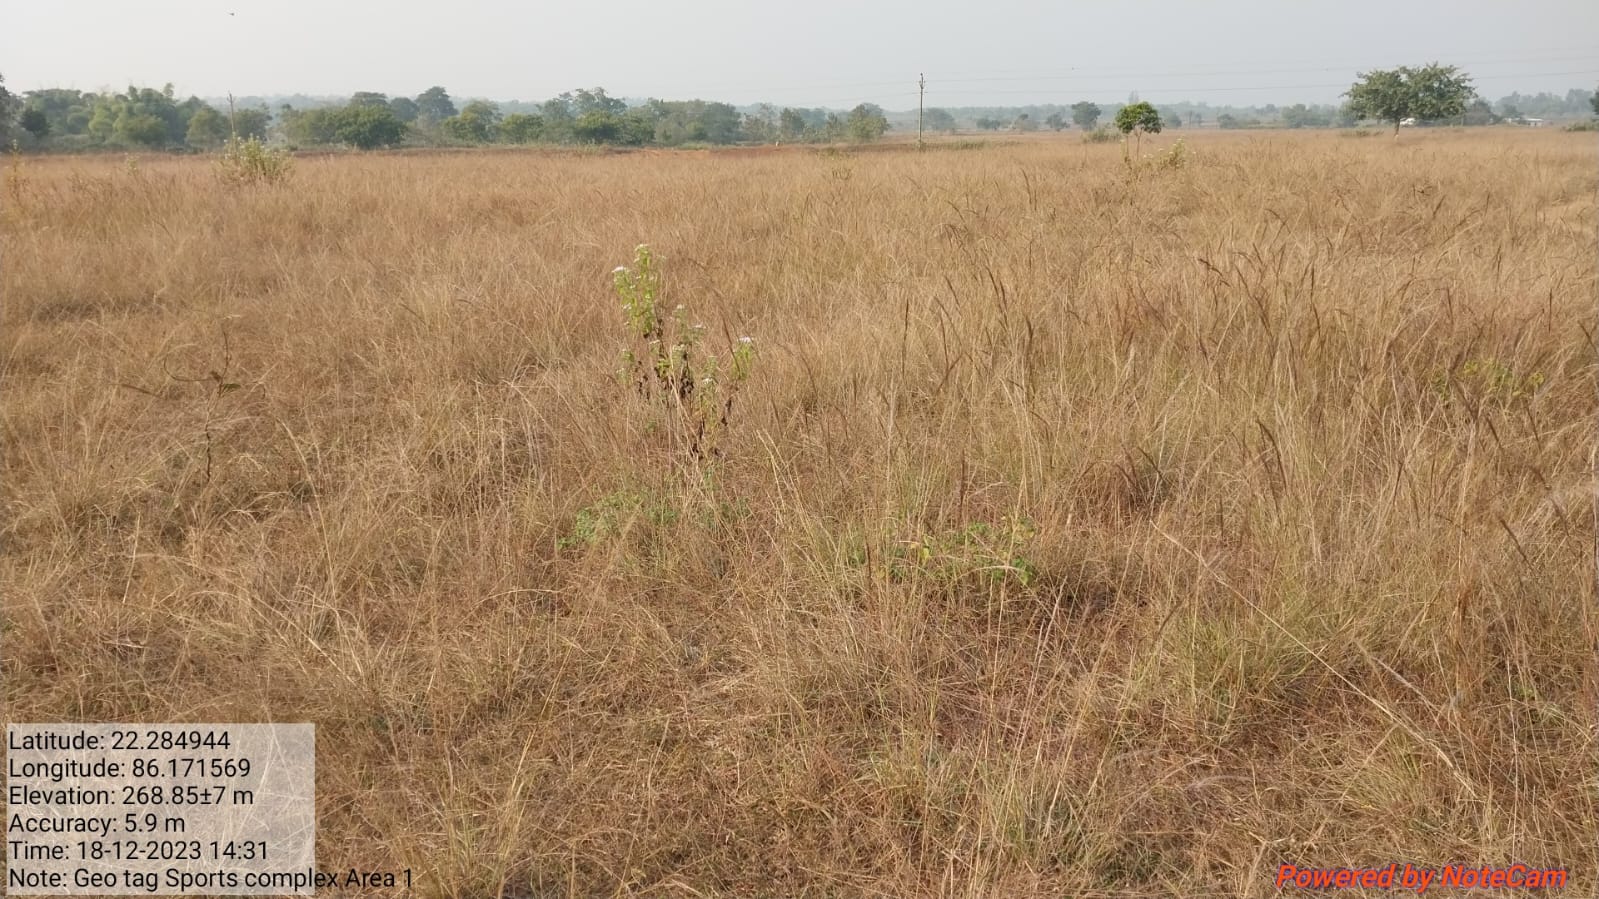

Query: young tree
<box><xmin>1070</xmin><ymin>101</ymin><xmax>1101</xmax><ymax>130</ymax></box>
<box><xmin>1114</xmin><ymin>100</ymin><xmax>1162</xmax><ymax>154</ymax></box>
<box><xmin>924</xmin><ymin>108</ymin><xmax>957</xmax><ymax>133</ymax></box>
<box><xmin>1591</xmin><ymin>86</ymin><xmax>1599</xmax><ymax>116</ymax></box>
<box><xmin>1345</xmin><ymin>63</ymin><xmax>1474</xmax><ymax>134</ymax></box>
<box><xmin>1161</xmin><ymin>109</ymin><xmax>1182</xmax><ymax>129</ymax></box>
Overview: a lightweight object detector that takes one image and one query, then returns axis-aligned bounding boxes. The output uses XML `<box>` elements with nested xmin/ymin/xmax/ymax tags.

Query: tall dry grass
<box><xmin>3</xmin><ymin>130</ymin><xmax>1596</xmax><ymax>896</ymax></box>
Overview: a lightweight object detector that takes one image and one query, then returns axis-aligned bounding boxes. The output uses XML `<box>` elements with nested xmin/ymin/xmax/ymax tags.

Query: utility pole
<box><xmin>918</xmin><ymin>73</ymin><xmax>926</xmax><ymax>150</ymax></box>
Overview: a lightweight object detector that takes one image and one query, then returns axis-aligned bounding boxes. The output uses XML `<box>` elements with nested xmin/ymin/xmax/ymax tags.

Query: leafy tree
<box><xmin>64</xmin><ymin>84</ymin><xmax>199</xmax><ymax>148</ymax></box>
<box><xmin>846</xmin><ymin>103</ymin><xmax>889</xmax><ymax>141</ymax></box>
<box><xmin>742</xmin><ymin>103</ymin><xmax>778</xmax><ymax>143</ymax></box>
<box><xmin>350</xmin><ymin>92</ymin><xmax>389</xmax><ymax>108</ymax></box>
<box><xmin>388</xmin><ymin>96</ymin><xmax>419</xmax><ymax>123</ymax></box>
<box><xmin>1290</xmin><ymin>105</ymin><xmax>1314</xmax><ymax>127</ymax></box>
<box><xmin>281</xmin><ymin>106</ymin><xmax>338</xmax><ymax>144</ymax></box>
<box><xmin>1345</xmin><ymin>63</ymin><xmax>1474</xmax><ymax>134</ymax></box>
<box><xmin>700</xmin><ymin>102</ymin><xmax>744</xmax><ymax>143</ymax></box>
<box><xmin>540</xmin><ymin>96</ymin><xmax>575</xmax><ymax>142</ymax></box>
<box><xmin>779</xmin><ymin>107</ymin><xmax>807</xmax><ymax>139</ymax></box>
<box><xmin>0</xmin><ymin>73</ymin><xmax>16</xmax><ymax>142</ymax></box>
<box><xmin>118</xmin><ymin>114</ymin><xmax>169</xmax><ymax>147</ymax></box>
<box><xmin>499</xmin><ymin>113</ymin><xmax>543</xmax><ymax>143</ymax></box>
<box><xmin>742</xmin><ymin>113</ymin><xmax>774</xmax><ymax>143</ymax></box>
<box><xmin>441</xmin><ymin>114</ymin><xmax>484</xmax><ymax>142</ymax></box>
<box><xmin>1496</xmin><ymin>89</ymin><xmax>1592</xmax><ymax>118</ymax></box>
<box><xmin>87</xmin><ymin>104</ymin><xmax>117</xmax><ymax>142</ymax></box>
<box><xmin>619</xmin><ymin>109</ymin><xmax>657</xmax><ymax>145</ymax></box>
<box><xmin>1044</xmin><ymin>112</ymin><xmax>1065</xmax><ymax>131</ymax></box>
<box><xmin>335</xmin><ymin>105</ymin><xmax>407</xmax><ymax>149</ymax></box>
<box><xmin>1012</xmin><ymin>113</ymin><xmax>1036</xmax><ymax>132</ymax></box>
<box><xmin>572</xmin><ymin>87</ymin><xmax>626</xmax><ymax>117</ymax></box>
<box><xmin>231</xmin><ymin>107</ymin><xmax>271</xmax><ymax>141</ymax></box>
<box><xmin>1591</xmin><ymin>87</ymin><xmax>1598</xmax><ymax>116</ymax></box>
<box><xmin>1114</xmin><ymin>100</ymin><xmax>1162</xmax><ymax>152</ymax></box>
<box><xmin>186</xmin><ymin>105</ymin><xmax>228</xmax><ymax>147</ymax></box>
<box><xmin>414</xmin><ymin>86</ymin><xmax>457</xmax><ymax>123</ymax></box>
<box><xmin>1462</xmin><ymin>99</ymin><xmax>1497</xmax><ymax>126</ymax></box>
<box><xmin>924</xmin><ymin>108</ymin><xmax>957</xmax><ymax>133</ymax></box>
<box><xmin>647</xmin><ymin>99</ymin><xmax>701</xmax><ymax>145</ymax></box>
<box><xmin>1070</xmin><ymin>101</ymin><xmax>1101</xmax><ymax>130</ymax></box>
<box><xmin>1161</xmin><ymin>108</ymin><xmax>1182</xmax><ymax>129</ymax></box>
<box><xmin>21</xmin><ymin>89</ymin><xmax>87</xmax><ymax>139</ymax></box>
<box><xmin>20</xmin><ymin>107</ymin><xmax>50</xmax><ymax>139</ymax></box>
<box><xmin>974</xmin><ymin>116</ymin><xmax>1004</xmax><ymax>130</ymax></box>
<box><xmin>572</xmin><ymin>110</ymin><xmax>621</xmax><ymax>144</ymax></box>
<box><xmin>442</xmin><ymin>100</ymin><xmax>500</xmax><ymax>142</ymax></box>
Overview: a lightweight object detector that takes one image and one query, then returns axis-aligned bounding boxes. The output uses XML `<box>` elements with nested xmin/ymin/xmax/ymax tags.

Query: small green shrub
<box><xmin>884</xmin><ymin>516</ymin><xmax>1039</xmax><ymax>592</ymax></box>
<box><xmin>1429</xmin><ymin>358</ymin><xmax>1546</xmax><ymax>406</ymax></box>
<box><xmin>558</xmin><ymin>490</ymin><xmax>678</xmax><ymax>551</ymax></box>
<box><xmin>1081</xmin><ymin>127</ymin><xmax>1117</xmax><ymax>144</ymax></box>
<box><xmin>614</xmin><ymin>245</ymin><xmax>756</xmax><ymax>464</ymax></box>
<box><xmin>6</xmin><ymin>140</ymin><xmax>24</xmax><ymax>208</ymax></box>
<box><xmin>217</xmin><ymin>136</ymin><xmax>293</xmax><ymax>186</ymax></box>
<box><xmin>1157</xmin><ymin>138</ymin><xmax>1189</xmax><ymax>170</ymax></box>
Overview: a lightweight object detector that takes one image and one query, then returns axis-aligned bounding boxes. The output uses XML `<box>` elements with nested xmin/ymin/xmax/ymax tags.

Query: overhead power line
<box><xmin>927</xmin><ymin>54</ymin><xmax>1599</xmax><ymax>85</ymax></box>
<box><xmin>927</xmin><ymin>69</ymin><xmax>1599</xmax><ymax>97</ymax></box>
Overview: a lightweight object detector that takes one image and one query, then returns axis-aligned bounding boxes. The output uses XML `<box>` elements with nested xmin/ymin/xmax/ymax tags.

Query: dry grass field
<box><xmin>3</xmin><ymin>129</ymin><xmax>1596</xmax><ymax>896</ymax></box>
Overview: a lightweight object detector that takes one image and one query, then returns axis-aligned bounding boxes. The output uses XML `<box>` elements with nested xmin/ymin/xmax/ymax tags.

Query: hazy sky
<box><xmin>6</xmin><ymin>0</ymin><xmax>1598</xmax><ymax>108</ymax></box>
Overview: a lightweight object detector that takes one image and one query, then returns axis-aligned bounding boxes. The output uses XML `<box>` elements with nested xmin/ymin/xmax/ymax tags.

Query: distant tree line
<box><xmin>1</xmin><ymin>70</ymin><xmax>1594</xmax><ymax>151</ymax></box>
<box><xmin>1</xmin><ymin>80</ymin><xmax>892</xmax><ymax>152</ymax></box>
<box><xmin>6</xmin><ymin>82</ymin><xmax>272</xmax><ymax>150</ymax></box>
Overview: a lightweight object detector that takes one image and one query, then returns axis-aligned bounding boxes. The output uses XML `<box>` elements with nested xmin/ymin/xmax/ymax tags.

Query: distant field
<box><xmin>3</xmin><ymin>130</ymin><xmax>1594</xmax><ymax>896</ymax></box>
